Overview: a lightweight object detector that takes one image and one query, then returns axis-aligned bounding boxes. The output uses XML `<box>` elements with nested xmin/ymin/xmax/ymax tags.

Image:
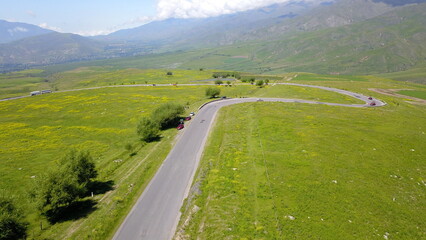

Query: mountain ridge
<box><xmin>0</xmin><ymin>20</ymin><xmax>54</xmax><ymax>43</ymax></box>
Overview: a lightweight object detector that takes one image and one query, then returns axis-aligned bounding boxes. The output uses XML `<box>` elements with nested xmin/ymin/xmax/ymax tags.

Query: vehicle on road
<box><xmin>369</xmin><ymin>101</ymin><xmax>376</xmax><ymax>106</ymax></box>
<box><xmin>41</xmin><ymin>90</ymin><xmax>52</xmax><ymax>94</ymax></box>
<box><xmin>30</xmin><ymin>91</ymin><xmax>41</xmax><ymax>96</ymax></box>
<box><xmin>190</xmin><ymin>112</ymin><xmax>195</xmax><ymax>116</ymax></box>
<box><xmin>185</xmin><ymin>116</ymin><xmax>191</xmax><ymax>121</ymax></box>
<box><xmin>368</xmin><ymin>97</ymin><xmax>373</xmax><ymax>100</ymax></box>
<box><xmin>177</xmin><ymin>124</ymin><xmax>184</xmax><ymax>130</ymax></box>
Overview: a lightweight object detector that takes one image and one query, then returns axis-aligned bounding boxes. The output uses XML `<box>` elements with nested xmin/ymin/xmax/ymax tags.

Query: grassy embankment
<box><xmin>0</xmin><ymin>70</ymin><xmax>365</xmax><ymax>240</ymax></box>
<box><xmin>176</xmin><ymin>74</ymin><xmax>426</xmax><ymax>239</ymax></box>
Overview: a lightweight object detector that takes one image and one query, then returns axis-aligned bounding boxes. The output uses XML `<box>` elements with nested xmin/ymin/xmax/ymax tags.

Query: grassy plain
<box><xmin>0</xmin><ymin>78</ymin><xmax>366</xmax><ymax>239</ymax></box>
<box><xmin>176</xmin><ymin>77</ymin><xmax>426</xmax><ymax>239</ymax></box>
<box><xmin>0</xmin><ymin>68</ymin><xmax>215</xmax><ymax>99</ymax></box>
<box><xmin>397</xmin><ymin>90</ymin><xmax>426</xmax><ymax>100</ymax></box>
<box><xmin>177</xmin><ymin>101</ymin><xmax>425</xmax><ymax>240</ymax></box>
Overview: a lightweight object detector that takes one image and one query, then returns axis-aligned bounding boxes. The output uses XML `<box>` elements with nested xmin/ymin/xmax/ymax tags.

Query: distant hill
<box><xmin>0</xmin><ymin>32</ymin><xmax>105</xmax><ymax>72</ymax></box>
<box><xmin>97</xmin><ymin>1</ymin><xmax>322</xmax><ymax>48</ymax></box>
<box><xmin>99</xmin><ymin>0</ymin><xmax>399</xmax><ymax>51</ymax></box>
<box><xmin>1</xmin><ymin>0</ymin><xmax>426</xmax><ymax>76</ymax></box>
<box><xmin>373</xmin><ymin>0</ymin><xmax>426</xmax><ymax>6</ymax></box>
<box><xmin>0</xmin><ymin>20</ymin><xmax>53</xmax><ymax>43</ymax></box>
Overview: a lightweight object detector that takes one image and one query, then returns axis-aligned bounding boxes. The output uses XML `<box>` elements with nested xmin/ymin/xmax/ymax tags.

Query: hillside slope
<box><xmin>0</xmin><ymin>33</ymin><xmax>105</xmax><ymax>72</ymax></box>
<box><xmin>0</xmin><ymin>20</ymin><xmax>53</xmax><ymax>43</ymax></box>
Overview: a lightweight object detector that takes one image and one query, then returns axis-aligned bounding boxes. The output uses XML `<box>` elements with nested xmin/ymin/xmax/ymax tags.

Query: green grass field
<box><xmin>0</xmin><ymin>68</ymin><xmax>216</xmax><ymax>99</ymax></box>
<box><xmin>397</xmin><ymin>90</ymin><xmax>426</xmax><ymax>100</ymax></box>
<box><xmin>377</xmin><ymin>65</ymin><xmax>426</xmax><ymax>85</ymax></box>
<box><xmin>177</xmin><ymin>100</ymin><xmax>426</xmax><ymax>239</ymax></box>
<box><xmin>0</xmin><ymin>79</ymin><xmax>368</xmax><ymax>239</ymax></box>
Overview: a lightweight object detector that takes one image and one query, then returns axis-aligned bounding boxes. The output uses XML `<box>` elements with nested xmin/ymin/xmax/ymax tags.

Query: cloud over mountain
<box><xmin>155</xmin><ymin>0</ymin><xmax>325</xmax><ymax>19</ymax></box>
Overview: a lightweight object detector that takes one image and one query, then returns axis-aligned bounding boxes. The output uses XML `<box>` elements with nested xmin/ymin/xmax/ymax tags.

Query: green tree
<box><xmin>137</xmin><ymin>117</ymin><xmax>160</xmax><ymax>141</ymax></box>
<box><xmin>34</xmin><ymin>170</ymin><xmax>85</xmax><ymax>220</ymax></box>
<box><xmin>32</xmin><ymin>150</ymin><xmax>98</xmax><ymax>221</ymax></box>
<box><xmin>151</xmin><ymin>103</ymin><xmax>185</xmax><ymax>129</ymax></box>
<box><xmin>265</xmin><ymin>79</ymin><xmax>270</xmax><ymax>85</ymax></box>
<box><xmin>166</xmin><ymin>71</ymin><xmax>173</xmax><ymax>76</ymax></box>
<box><xmin>205</xmin><ymin>87</ymin><xmax>221</xmax><ymax>98</ymax></box>
<box><xmin>215</xmin><ymin>79</ymin><xmax>223</xmax><ymax>85</ymax></box>
<box><xmin>0</xmin><ymin>198</ymin><xmax>27</xmax><ymax>240</ymax></box>
<box><xmin>249</xmin><ymin>78</ymin><xmax>256</xmax><ymax>84</ymax></box>
<box><xmin>62</xmin><ymin>150</ymin><xmax>97</xmax><ymax>185</ymax></box>
<box><xmin>226</xmin><ymin>81</ymin><xmax>231</xmax><ymax>86</ymax></box>
<box><xmin>256</xmin><ymin>80</ymin><xmax>264</xmax><ymax>88</ymax></box>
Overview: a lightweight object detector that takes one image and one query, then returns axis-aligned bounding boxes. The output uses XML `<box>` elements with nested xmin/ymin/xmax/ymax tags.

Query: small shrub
<box><xmin>166</xmin><ymin>71</ymin><xmax>173</xmax><ymax>76</ymax></box>
<box><xmin>0</xmin><ymin>198</ymin><xmax>28</xmax><ymax>240</ymax></box>
<box><xmin>205</xmin><ymin>87</ymin><xmax>221</xmax><ymax>98</ymax></box>
<box><xmin>215</xmin><ymin>79</ymin><xmax>223</xmax><ymax>85</ymax></box>
<box><xmin>137</xmin><ymin>117</ymin><xmax>160</xmax><ymax>141</ymax></box>
<box><xmin>151</xmin><ymin>103</ymin><xmax>185</xmax><ymax>129</ymax></box>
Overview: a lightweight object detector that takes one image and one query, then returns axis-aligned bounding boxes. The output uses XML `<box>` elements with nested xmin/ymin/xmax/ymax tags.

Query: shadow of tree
<box><xmin>87</xmin><ymin>180</ymin><xmax>115</xmax><ymax>195</ymax></box>
<box><xmin>45</xmin><ymin>199</ymin><xmax>97</xmax><ymax>223</ymax></box>
<box><xmin>160</xmin><ymin>116</ymin><xmax>185</xmax><ymax>130</ymax></box>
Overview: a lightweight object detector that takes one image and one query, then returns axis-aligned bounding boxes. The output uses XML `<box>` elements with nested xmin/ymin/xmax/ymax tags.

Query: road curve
<box><xmin>112</xmin><ymin>85</ymin><xmax>385</xmax><ymax>240</ymax></box>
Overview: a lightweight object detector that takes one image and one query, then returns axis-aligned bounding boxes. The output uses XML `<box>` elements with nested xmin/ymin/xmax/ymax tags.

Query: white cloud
<box><xmin>38</xmin><ymin>23</ymin><xmax>61</xmax><ymax>32</ymax></box>
<box><xmin>155</xmin><ymin>0</ymin><xmax>321</xmax><ymax>20</ymax></box>
<box><xmin>7</xmin><ymin>27</ymin><xmax>28</xmax><ymax>36</ymax></box>
<box><xmin>76</xmin><ymin>16</ymin><xmax>154</xmax><ymax>36</ymax></box>
<box><xmin>26</xmin><ymin>10</ymin><xmax>37</xmax><ymax>18</ymax></box>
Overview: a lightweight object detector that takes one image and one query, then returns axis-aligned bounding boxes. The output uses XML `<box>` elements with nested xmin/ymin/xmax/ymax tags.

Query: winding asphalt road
<box><xmin>112</xmin><ymin>84</ymin><xmax>385</xmax><ymax>240</ymax></box>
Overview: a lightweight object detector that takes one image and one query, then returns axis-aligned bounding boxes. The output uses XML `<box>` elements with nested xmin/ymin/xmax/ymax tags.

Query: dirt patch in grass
<box><xmin>369</xmin><ymin>88</ymin><xmax>426</xmax><ymax>105</ymax></box>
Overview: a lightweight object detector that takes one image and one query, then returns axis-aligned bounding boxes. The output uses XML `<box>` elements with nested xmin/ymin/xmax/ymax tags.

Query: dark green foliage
<box><xmin>205</xmin><ymin>87</ymin><xmax>221</xmax><ymax>98</ymax></box>
<box><xmin>151</xmin><ymin>103</ymin><xmax>185</xmax><ymax>129</ymax></box>
<box><xmin>125</xmin><ymin>143</ymin><xmax>133</xmax><ymax>151</ymax></box>
<box><xmin>214</xmin><ymin>79</ymin><xmax>223</xmax><ymax>85</ymax></box>
<box><xmin>212</xmin><ymin>72</ymin><xmax>240</xmax><ymax>79</ymax></box>
<box><xmin>137</xmin><ymin>117</ymin><xmax>160</xmax><ymax>141</ymax></box>
<box><xmin>265</xmin><ymin>79</ymin><xmax>269</xmax><ymax>85</ymax></box>
<box><xmin>0</xmin><ymin>198</ymin><xmax>27</xmax><ymax>240</ymax></box>
<box><xmin>166</xmin><ymin>71</ymin><xmax>173</xmax><ymax>75</ymax></box>
<box><xmin>226</xmin><ymin>81</ymin><xmax>231</xmax><ymax>86</ymax></box>
<box><xmin>62</xmin><ymin>150</ymin><xmax>98</xmax><ymax>185</ymax></box>
<box><xmin>256</xmin><ymin>79</ymin><xmax>264</xmax><ymax>87</ymax></box>
<box><xmin>249</xmin><ymin>78</ymin><xmax>255</xmax><ymax>84</ymax></box>
<box><xmin>33</xmin><ymin>150</ymin><xmax>98</xmax><ymax>221</ymax></box>
<box><xmin>35</xmin><ymin>171</ymin><xmax>85</xmax><ymax>219</ymax></box>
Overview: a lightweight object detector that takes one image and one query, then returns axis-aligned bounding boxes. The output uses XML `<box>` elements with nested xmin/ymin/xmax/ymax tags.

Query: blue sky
<box><xmin>1</xmin><ymin>0</ymin><xmax>316</xmax><ymax>36</ymax></box>
<box><xmin>1</xmin><ymin>0</ymin><xmax>157</xmax><ymax>35</ymax></box>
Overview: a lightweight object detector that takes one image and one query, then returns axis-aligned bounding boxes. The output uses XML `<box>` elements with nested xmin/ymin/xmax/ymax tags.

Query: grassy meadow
<box><xmin>176</xmin><ymin>76</ymin><xmax>426</xmax><ymax>239</ymax></box>
<box><xmin>0</xmin><ymin>68</ymin><xmax>216</xmax><ymax>99</ymax></box>
<box><xmin>177</xmin><ymin>100</ymin><xmax>426</xmax><ymax>240</ymax></box>
<box><xmin>0</xmin><ymin>75</ymin><xmax>370</xmax><ymax>240</ymax></box>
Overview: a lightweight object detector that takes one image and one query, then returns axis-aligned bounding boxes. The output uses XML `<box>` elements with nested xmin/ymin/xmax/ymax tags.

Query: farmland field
<box><xmin>0</xmin><ymin>77</ymin><xmax>369</xmax><ymax>239</ymax></box>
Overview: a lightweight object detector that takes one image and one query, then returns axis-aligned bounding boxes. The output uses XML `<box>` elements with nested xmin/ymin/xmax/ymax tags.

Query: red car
<box><xmin>177</xmin><ymin>124</ymin><xmax>184</xmax><ymax>130</ymax></box>
<box><xmin>368</xmin><ymin>97</ymin><xmax>373</xmax><ymax>100</ymax></box>
<box><xmin>185</xmin><ymin>116</ymin><xmax>191</xmax><ymax>121</ymax></box>
<box><xmin>369</xmin><ymin>102</ymin><xmax>376</xmax><ymax>106</ymax></box>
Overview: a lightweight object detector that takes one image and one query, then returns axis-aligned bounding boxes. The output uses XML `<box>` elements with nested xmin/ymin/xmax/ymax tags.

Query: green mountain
<box><xmin>57</xmin><ymin>2</ymin><xmax>425</xmax><ymax>77</ymax></box>
<box><xmin>2</xmin><ymin>0</ymin><xmax>426</xmax><ymax>76</ymax></box>
<box><xmin>0</xmin><ymin>20</ymin><xmax>54</xmax><ymax>44</ymax></box>
<box><xmin>0</xmin><ymin>32</ymin><xmax>105</xmax><ymax>72</ymax></box>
